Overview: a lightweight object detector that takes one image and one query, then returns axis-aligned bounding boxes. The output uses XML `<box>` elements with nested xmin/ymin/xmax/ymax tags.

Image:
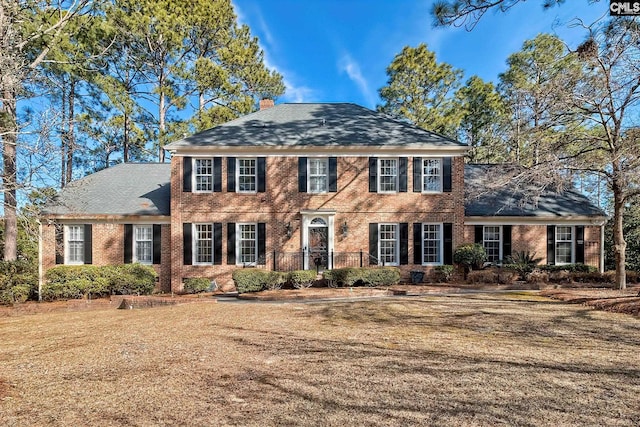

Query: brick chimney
<box><xmin>259</xmin><ymin>99</ymin><xmax>275</xmax><ymax>110</ymax></box>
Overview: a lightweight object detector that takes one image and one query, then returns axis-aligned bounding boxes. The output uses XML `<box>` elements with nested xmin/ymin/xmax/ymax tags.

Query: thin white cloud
<box><xmin>338</xmin><ymin>53</ymin><xmax>376</xmax><ymax>107</ymax></box>
<box><xmin>232</xmin><ymin>0</ymin><xmax>316</xmax><ymax>103</ymax></box>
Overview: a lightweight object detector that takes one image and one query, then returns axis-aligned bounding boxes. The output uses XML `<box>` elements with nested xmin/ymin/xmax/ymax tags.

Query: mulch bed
<box><xmin>541</xmin><ymin>286</ymin><xmax>640</xmax><ymax>317</ymax></box>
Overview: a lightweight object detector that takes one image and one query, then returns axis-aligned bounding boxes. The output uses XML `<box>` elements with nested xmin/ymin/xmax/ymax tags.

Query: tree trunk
<box><xmin>612</xmin><ymin>184</ymin><xmax>627</xmax><ymax>290</ymax></box>
<box><xmin>60</xmin><ymin>82</ymin><xmax>68</xmax><ymax>188</ymax></box>
<box><xmin>123</xmin><ymin>110</ymin><xmax>129</xmax><ymax>163</ymax></box>
<box><xmin>65</xmin><ymin>79</ymin><xmax>75</xmax><ymax>184</ymax></box>
<box><xmin>2</xmin><ymin>88</ymin><xmax>17</xmax><ymax>261</ymax></box>
<box><xmin>158</xmin><ymin>70</ymin><xmax>166</xmax><ymax>163</ymax></box>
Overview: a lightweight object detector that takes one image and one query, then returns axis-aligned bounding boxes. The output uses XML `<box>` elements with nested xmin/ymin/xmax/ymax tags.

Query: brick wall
<box><xmin>171</xmin><ymin>155</ymin><xmax>466</xmax><ymax>290</ymax></box>
<box><xmin>463</xmin><ymin>224</ymin><xmax>602</xmax><ymax>270</ymax></box>
<box><xmin>41</xmin><ymin>221</ymin><xmax>172</xmax><ymax>292</ymax></box>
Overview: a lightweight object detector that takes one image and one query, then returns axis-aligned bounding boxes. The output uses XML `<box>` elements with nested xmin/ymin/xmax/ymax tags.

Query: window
<box><xmin>194</xmin><ymin>158</ymin><xmax>213</xmax><ymax>192</ymax></box>
<box><xmin>422</xmin><ymin>224</ymin><xmax>442</xmax><ymax>264</ymax></box>
<box><xmin>66</xmin><ymin>225</ymin><xmax>84</xmax><ymax>264</ymax></box>
<box><xmin>378</xmin><ymin>159</ymin><xmax>398</xmax><ymax>193</ymax></box>
<box><xmin>379</xmin><ymin>224</ymin><xmax>399</xmax><ymax>265</ymax></box>
<box><xmin>237</xmin><ymin>158</ymin><xmax>256</xmax><ymax>193</ymax></box>
<box><xmin>556</xmin><ymin>226</ymin><xmax>573</xmax><ymax>264</ymax></box>
<box><xmin>483</xmin><ymin>226</ymin><xmax>501</xmax><ymax>263</ymax></box>
<box><xmin>308</xmin><ymin>158</ymin><xmax>328</xmax><ymax>193</ymax></box>
<box><xmin>194</xmin><ymin>224</ymin><xmax>213</xmax><ymax>264</ymax></box>
<box><xmin>134</xmin><ymin>225</ymin><xmax>153</xmax><ymax>264</ymax></box>
<box><xmin>238</xmin><ymin>223</ymin><xmax>257</xmax><ymax>265</ymax></box>
<box><xmin>422</xmin><ymin>158</ymin><xmax>442</xmax><ymax>192</ymax></box>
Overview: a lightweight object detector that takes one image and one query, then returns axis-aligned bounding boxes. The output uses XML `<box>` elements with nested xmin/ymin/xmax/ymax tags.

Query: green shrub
<box><xmin>326</xmin><ymin>267</ymin><xmax>400</xmax><ymax>287</ymax></box>
<box><xmin>0</xmin><ymin>260</ymin><xmax>38</xmax><ymax>304</ymax></box>
<box><xmin>288</xmin><ymin>270</ymin><xmax>316</xmax><ymax>289</ymax></box>
<box><xmin>264</xmin><ymin>271</ymin><xmax>287</xmax><ymax>290</ymax></box>
<box><xmin>43</xmin><ymin>264</ymin><xmax>157</xmax><ymax>300</ymax></box>
<box><xmin>433</xmin><ymin>265</ymin><xmax>454</xmax><ymax>283</ymax></box>
<box><xmin>504</xmin><ymin>251</ymin><xmax>543</xmax><ymax>279</ymax></box>
<box><xmin>323</xmin><ymin>270</ymin><xmax>338</xmax><ymax>288</ymax></box>
<box><xmin>540</xmin><ymin>264</ymin><xmax>597</xmax><ymax>273</ymax></box>
<box><xmin>183</xmin><ymin>277</ymin><xmax>212</xmax><ymax>294</ymax></box>
<box><xmin>232</xmin><ymin>269</ymin><xmax>269</xmax><ymax>293</ymax></box>
<box><xmin>571</xmin><ymin>271</ymin><xmax>610</xmax><ymax>284</ymax></box>
<box><xmin>454</xmin><ymin>244</ymin><xmax>487</xmax><ymax>275</ymax></box>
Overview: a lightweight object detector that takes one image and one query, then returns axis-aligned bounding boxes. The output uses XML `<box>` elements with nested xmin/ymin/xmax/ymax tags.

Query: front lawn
<box><xmin>1</xmin><ymin>293</ymin><xmax>639</xmax><ymax>426</ymax></box>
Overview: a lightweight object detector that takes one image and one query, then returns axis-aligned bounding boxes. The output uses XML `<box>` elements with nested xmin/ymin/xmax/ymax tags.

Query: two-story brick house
<box><xmin>40</xmin><ymin>102</ymin><xmax>606</xmax><ymax>292</ymax></box>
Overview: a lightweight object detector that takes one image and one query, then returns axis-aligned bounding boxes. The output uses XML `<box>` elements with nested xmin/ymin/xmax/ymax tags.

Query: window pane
<box><xmin>238</xmin><ymin>159</ymin><xmax>256</xmax><ymax>192</ymax></box>
<box><xmin>195</xmin><ymin>159</ymin><xmax>213</xmax><ymax>192</ymax></box>
<box><xmin>195</xmin><ymin>224</ymin><xmax>213</xmax><ymax>264</ymax></box>
<box><xmin>308</xmin><ymin>159</ymin><xmax>328</xmax><ymax>193</ymax></box>
<box><xmin>423</xmin><ymin>224</ymin><xmax>441</xmax><ymax>264</ymax></box>
<box><xmin>67</xmin><ymin>225</ymin><xmax>84</xmax><ymax>263</ymax></box>
<box><xmin>483</xmin><ymin>226</ymin><xmax>501</xmax><ymax>263</ymax></box>
<box><xmin>379</xmin><ymin>224</ymin><xmax>398</xmax><ymax>265</ymax></box>
<box><xmin>423</xmin><ymin>159</ymin><xmax>442</xmax><ymax>192</ymax></box>
<box><xmin>379</xmin><ymin>159</ymin><xmax>397</xmax><ymax>192</ymax></box>
<box><xmin>135</xmin><ymin>225</ymin><xmax>153</xmax><ymax>264</ymax></box>
<box><xmin>239</xmin><ymin>224</ymin><xmax>257</xmax><ymax>264</ymax></box>
<box><xmin>556</xmin><ymin>226</ymin><xmax>573</xmax><ymax>263</ymax></box>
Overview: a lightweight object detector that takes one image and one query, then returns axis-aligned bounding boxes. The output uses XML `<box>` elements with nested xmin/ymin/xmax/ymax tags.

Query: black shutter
<box><xmin>298</xmin><ymin>157</ymin><xmax>307</xmax><ymax>192</ymax></box>
<box><xmin>227</xmin><ymin>157</ymin><xmax>236</xmax><ymax>192</ymax></box>
<box><xmin>84</xmin><ymin>224</ymin><xmax>92</xmax><ymax>265</ymax></box>
<box><xmin>399</xmin><ymin>223</ymin><xmax>409</xmax><ymax>265</ymax></box>
<box><xmin>547</xmin><ymin>225</ymin><xmax>555</xmax><ymax>265</ymax></box>
<box><xmin>153</xmin><ymin>225</ymin><xmax>162</xmax><ymax>264</ymax></box>
<box><xmin>369</xmin><ymin>157</ymin><xmax>377</xmax><ymax>193</ymax></box>
<box><xmin>413</xmin><ymin>157</ymin><xmax>422</xmax><ymax>192</ymax></box>
<box><xmin>183</xmin><ymin>157</ymin><xmax>192</xmax><ymax>192</ymax></box>
<box><xmin>213</xmin><ymin>158</ymin><xmax>222</xmax><ymax>192</ymax></box>
<box><xmin>213</xmin><ymin>223</ymin><xmax>222</xmax><ymax>265</ymax></box>
<box><xmin>328</xmin><ymin>157</ymin><xmax>338</xmax><ymax>192</ymax></box>
<box><xmin>413</xmin><ymin>223</ymin><xmax>422</xmax><ymax>265</ymax></box>
<box><xmin>575</xmin><ymin>226</ymin><xmax>585</xmax><ymax>264</ymax></box>
<box><xmin>257</xmin><ymin>157</ymin><xmax>266</xmax><ymax>193</ymax></box>
<box><xmin>124</xmin><ymin>224</ymin><xmax>133</xmax><ymax>263</ymax></box>
<box><xmin>55</xmin><ymin>224</ymin><xmax>64</xmax><ymax>265</ymax></box>
<box><xmin>399</xmin><ymin>157</ymin><xmax>408</xmax><ymax>192</ymax></box>
<box><xmin>227</xmin><ymin>223</ymin><xmax>236</xmax><ymax>265</ymax></box>
<box><xmin>474</xmin><ymin>225</ymin><xmax>483</xmax><ymax>244</ymax></box>
<box><xmin>502</xmin><ymin>225</ymin><xmax>512</xmax><ymax>262</ymax></box>
<box><xmin>443</xmin><ymin>223</ymin><xmax>453</xmax><ymax>265</ymax></box>
<box><xmin>183</xmin><ymin>223</ymin><xmax>192</xmax><ymax>265</ymax></box>
<box><xmin>258</xmin><ymin>223</ymin><xmax>266</xmax><ymax>263</ymax></box>
<box><xmin>443</xmin><ymin>157</ymin><xmax>452</xmax><ymax>193</ymax></box>
<box><xmin>369</xmin><ymin>223</ymin><xmax>378</xmax><ymax>265</ymax></box>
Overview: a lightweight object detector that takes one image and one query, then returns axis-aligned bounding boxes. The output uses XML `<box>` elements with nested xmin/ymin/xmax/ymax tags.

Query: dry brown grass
<box><xmin>1</xmin><ymin>293</ymin><xmax>639</xmax><ymax>426</ymax></box>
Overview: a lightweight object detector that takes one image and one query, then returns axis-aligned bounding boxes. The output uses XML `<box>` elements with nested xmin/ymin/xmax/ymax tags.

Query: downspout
<box><xmin>38</xmin><ymin>219</ymin><xmax>43</xmax><ymax>301</ymax></box>
<box><xmin>600</xmin><ymin>223</ymin><xmax>605</xmax><ymax>273</ymax></box>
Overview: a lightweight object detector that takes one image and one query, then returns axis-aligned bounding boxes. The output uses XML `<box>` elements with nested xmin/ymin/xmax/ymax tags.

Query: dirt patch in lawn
<box><xmin>542</xmin><ymin>286</ymin><xmax>640</xmax><ymax>317</ymax></box>
<box><xmin>1</xmin><ymin>293</ymin><xmax>639</xmax><ymax>426</ymax></box>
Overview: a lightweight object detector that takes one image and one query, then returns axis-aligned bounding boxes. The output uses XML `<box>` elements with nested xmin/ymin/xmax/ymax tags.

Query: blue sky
<box><xmin>233</xmin><ymin>1</ymin><xmax>608</xmax><ymax>109</ymax></box>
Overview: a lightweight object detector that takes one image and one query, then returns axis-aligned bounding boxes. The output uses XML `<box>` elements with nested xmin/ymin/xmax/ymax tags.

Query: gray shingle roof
<box><xmin>464</xmin><ymin>164</ymin><xmax>606</xmax><ymax>217</ymax></box>
<box><xmin>165</xmin><ymin>103</ymin><xmax>467</xmax><ymax>149</ymax></box>
<box><xmin>42</xmin><ymin>163</ymin><xmax>171</xmax><ymax>216</ymax></box>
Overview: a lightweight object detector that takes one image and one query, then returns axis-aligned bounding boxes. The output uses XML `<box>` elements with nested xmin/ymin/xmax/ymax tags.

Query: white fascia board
<box><xmin>169</xmin><ymin>145</ymin><xmax>469</xmax><ymax>157</ymax></box>
<box><xmin>46</xmin><ymin>216</ymin><xmax>171</xmax><ymax>225</ymax></box>
<box><xmin>464</xmin><ymin>216</ymin><xmax>607</xmax><ymax>226</ymax></box>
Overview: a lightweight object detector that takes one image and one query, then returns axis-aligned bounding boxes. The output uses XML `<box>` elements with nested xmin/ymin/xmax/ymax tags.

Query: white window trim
<box><xmin>483</xmin><ymin>225</ymin><xmax>502</xmax><ymax>264</ymax></box>
<box><xmin>307</xmin><ymin>158</ymin><xmax>328</xmax><ymax>194</ymax></box>
<box><xmin>378</xmin><ymin>158</ymin><xmax>399</xmax><ymax>194</ymax></box>
<box><xmin>236</xmin><ymin>223</ymin><xmax>258</xmax><ymax>266</ymax></box>
<box><xmin>422</xmin><ymin>157</ymin><xmax>443</xmax><ymax>194</ymax></box>
<box><xmin>192</xmin><ymin>157</ymin><xmax>214</xmax><ymax>193</ymax></box>
<box><xmin>236</xmin><ymin>157</ymin><xmax>257</xmax><ymax>194</ymax></box>
<box><xmin>133</xmin><ymin>225</ymin><xmax>153</xmax><ymax>265</ymax></box>
<box><xmin>192</xmin><ymin>223</ymin><xmax>214</xmax><ymax>266</ymax></box>
<box><xmin>555</xmin><ymin>226</ymin><xmax>575</xmax><ymax>265</ymax></box>
<box><xmin>65</xmin><ymin>225</ymin><xmax>84</xmax><ymax>265</ymax></box>
<box><xmin>378</xmin><ymin>223</ymin><xmax>399</xmax><ymax>266</ymax></box>
<box><xmin>422</xmin><ymin>223</ymin><xmax>444</xmax><ymax>266</ymax></box>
